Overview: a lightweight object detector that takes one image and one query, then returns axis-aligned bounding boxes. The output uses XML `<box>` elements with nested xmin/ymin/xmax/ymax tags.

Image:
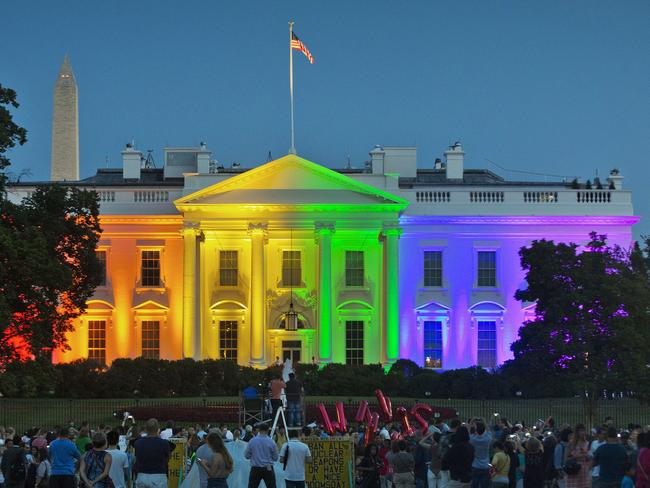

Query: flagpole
<box><xmin>289</xmin><ymin>20</ymin><xmax>296</xmax><ymax>154</ymax></box>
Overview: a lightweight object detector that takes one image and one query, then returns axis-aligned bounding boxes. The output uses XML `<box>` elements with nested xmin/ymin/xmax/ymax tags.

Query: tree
<box><xmin>0</xmin><ymin>84</ymin><xmax>28</xmax><ymax>193</ymax></box>
<box><xmin>511</xmin><ymin>233</ymin><xmax>650</xmax><ymax>421</ymax></box>
<box><xmin>0</xmin><ymin>84</ymin><xmax>102</xmax><ymax>362</ymax></box>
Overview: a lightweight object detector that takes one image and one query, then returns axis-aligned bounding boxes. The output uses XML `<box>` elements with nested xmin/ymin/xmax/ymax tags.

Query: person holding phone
<box><xmin>196</xmin><ymin>433</ymin><xmax>233</xmax><ymax>488</ymax></box>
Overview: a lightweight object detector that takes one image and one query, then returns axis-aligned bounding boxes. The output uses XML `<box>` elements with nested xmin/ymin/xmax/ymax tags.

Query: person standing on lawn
<box><xmin>592</xmin><ymin>427</ymin><xmax>628</xmax><ymax>488</ymax></box>
<box><xmin>133</xmin><ymin>419</ymin><xmax>175</xmax><ymax>488</ymax></box>
<box><xmin>279</xmin><ymin>429</ymin><xmax>312</xmax><ymax>488</ymax></box>
<box><xmin>244</xmin><ymin>424</ymin><xmax>278</xmax><ymax>488</ymax></box>
<box><xmin>1</xmin><ymin>436</ymin><xmax>27</xmax><ymax>488</ymax></box>
<box><xmin>48</xmin><ymin>428</ymin><xmax>81</xmax><ymax>488</ymax></box>
<box><xmin>106</xmin><ymin>430</ymin><xmax>130</xmax><ymax>488</ymax></box>
<box><xmin>79</xmin><ymin>432</ymin><xmax>113</xmax><ymax>488</ymax></box>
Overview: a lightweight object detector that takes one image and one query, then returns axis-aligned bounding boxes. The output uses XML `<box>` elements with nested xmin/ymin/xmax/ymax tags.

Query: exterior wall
<box><xmin>53</xmin><ymin>217</ymin><xmax>185</xmax><ymax>364</ymax></box>
<box><xmin>18</xmin><ymin>154</ymin><xmax>636</xmax><ymax>370</ymax></box>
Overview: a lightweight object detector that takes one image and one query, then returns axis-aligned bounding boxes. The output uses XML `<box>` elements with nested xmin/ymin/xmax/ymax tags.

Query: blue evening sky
<box><xmin>4</xmin><ymin>1</ymin><xmax>649</xmax><ymax>237</ymax></box>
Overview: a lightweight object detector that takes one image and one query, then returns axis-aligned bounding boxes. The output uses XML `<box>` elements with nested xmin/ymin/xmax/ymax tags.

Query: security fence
<box><xmin>1</xmin><ymin>396</ymin><xmax>649</xmax><ymax>433</ymax></box>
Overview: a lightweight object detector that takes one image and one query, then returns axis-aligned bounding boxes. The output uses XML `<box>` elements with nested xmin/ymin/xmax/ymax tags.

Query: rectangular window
<box><xmin>345</xmin><ymin>320</ymin><xmax>364</xmax><ymax>365</ymax></box>
<box><xmin>87</xmin><ymin>320</ymin><xmax>106</xmax><ymax>366</ymax></box>
<box><xmin>423</xmin><ymin>320</ymin><xmax>443</xmax><ymax>369</ymax></box>
<box><xmin>141</xmin><ymin>320</ymin><xmax>160</xmax><ymax>359</ymax></box>
<box><xmin>477</xmin><ymin>320</ymin><xmax>497</xmax><ymax>368</ymax></box>
<box><xmin>219</xmin><ymin>250</ymin><xmax>238</xmax><ymax>286</ymax></box>
<box><xmin>141</xmin><ymin>250</ymin><xmax>161</xmax><ymax>287</ymax></box>
<box><xmin>477</xmin><ymin>251</ymin><xmax>497</xmax><ymax>287</ymax></box>
<box><xmin>345</xmin><ymin>251</ymin><xmax>364</xmax><ymax>287</ymax></box>
<box><xmin>96</xmin><ymin>250</ymin><xmax>107</xmax><ymax>286</ymax></box>
<box><xmin>219</xmin><ymin>320</ymin><xmax>238</xmax><ymax>361</ymax></box>
<box><xmin>423</xmin><ymin>251</ymin><xmax>443</xmax><ymax>287</ymax></box>
<box><xmin>282</xmin><ymin>250</ymin><xmax>301</xmax><ymax>287</ymax></box>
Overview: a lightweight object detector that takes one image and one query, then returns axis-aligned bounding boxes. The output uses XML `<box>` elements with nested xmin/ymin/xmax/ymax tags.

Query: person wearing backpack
<box><xmin>79</xmin><ymin>433</ymin><xmax>113</xmax><ymax>488</ymax></box>
<box><xmin>24</xmin><ymin>446</ymin><xmax>39</xmax><ymax>488</ymax></box>
<box><xmin>1</xmin><ymin>436</ymin><xmax>27</xmax><ymax>488</ymax></box>
<box><xmin>553</xmin><ymin>428</ymin><xmax>572</xmax><ymax>488</ymax></box>
<box><xmin>34</xmin><ymin>448</ymin><xmax>50</xmax><ymax>488</ymax></box>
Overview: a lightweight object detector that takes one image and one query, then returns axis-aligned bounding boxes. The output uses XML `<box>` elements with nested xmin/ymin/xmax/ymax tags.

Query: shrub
<box><xmin>0</xmin><ymin>357</ymin><xmax>578</xmax><ymax>399</ymax></box>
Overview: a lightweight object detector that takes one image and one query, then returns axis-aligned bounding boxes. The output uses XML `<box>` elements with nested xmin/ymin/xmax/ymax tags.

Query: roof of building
<box><xmin>401</xmin><ymin>169</ymin><xmax>573</xmax><ymax>188</ymax></box>
<box><xmin>10</xmin><ymin>166</ymin><xmax>579</xmax><ymax>189</ymax></box>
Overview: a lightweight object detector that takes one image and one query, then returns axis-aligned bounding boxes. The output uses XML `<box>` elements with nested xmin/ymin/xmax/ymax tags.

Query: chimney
<box><xmin>196</xmin><ymin>141</ymin><xmax>212</xmax><ymax>174</ymax></box>
<box><xmin>122</xmin><ymin>143</ymin><xmax>143</xmax><ymax>180</ymax></box>
<box><xmin>606</xmin><ymin>168</ymin><xmax>623</xmax><ymax>190</ymax></box>
<box><xmin>444</xmin><ymin>142</ymin><xmax>464</xmax><ymax>180</ymax></box>
<box><xmin>369</xmin><ymin>145</ymin><xmax>385</xmax><ymax>175</ymax></box>
<box><xmin>434</xmin><ymin>158</ymin><xmax>443</xmax><ymax>170</ymax></box>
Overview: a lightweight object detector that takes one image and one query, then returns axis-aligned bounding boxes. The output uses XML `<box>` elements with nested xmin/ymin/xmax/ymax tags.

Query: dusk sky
<box><xmin>4</xmin><ymin>0</ymin><xmax>649</xmax><ymax>237</ymax></box>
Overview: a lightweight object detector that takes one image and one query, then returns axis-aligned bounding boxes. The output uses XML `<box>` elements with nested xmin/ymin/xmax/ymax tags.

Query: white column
<box><xmin>248</xmin><ymin>223</ymin><xmax>268</xmax><ymax>366</ymax></box>
<box><xmin>315</xmin><ymin>223</ymin><xmax>334</xmax><ymax>364</ymax></box>
<box><xmin>383</xmin><ymin>226</ymin><xmax>402</xmax><ymax>365</ymax></box>
<box><xmin>182</xmin><ymin>226</ymin><xmax>199</xmax><ymax>359</ymax></box>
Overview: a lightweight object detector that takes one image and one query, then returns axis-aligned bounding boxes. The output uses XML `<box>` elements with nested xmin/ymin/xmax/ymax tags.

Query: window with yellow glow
<box><xmin>219</xmin><ymin>251</ymin><xmax>238</xmax><ymax>286</ymax></box>
<box><xmin>141</xmin><ymin>250</ymin><xmax>161</xmax><ymax>287</ymax></box>
<box><xmin>141</xmin><ymin>320</ymin><xmax>160</xmax><ymax>359</ymax></box>
<box><xmin>282</xmin><ymin>250</ymin><xmax>301</xmax><ymax>287</ymax></box>
<box><xmin>88</xmin><ymin>320</ymin><xmax>106</xmax><ymax>366</ymax></box>
<box><xmin>219</xmin><ymin>321</ymin><xmax>238</xmax><ymax>361</ymax></box>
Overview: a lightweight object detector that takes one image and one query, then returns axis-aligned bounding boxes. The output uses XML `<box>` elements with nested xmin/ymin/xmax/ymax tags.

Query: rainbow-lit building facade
<box><xmin>9</xmin><ymin>143</ymin><xmax>637</xmax><ymax>369</ymax></box>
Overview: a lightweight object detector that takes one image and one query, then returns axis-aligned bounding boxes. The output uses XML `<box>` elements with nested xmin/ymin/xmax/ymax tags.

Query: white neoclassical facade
<box><xmin>8</xmin><ymin>143</ymin><xmax>637</xmax><ymax>369</ymax></box>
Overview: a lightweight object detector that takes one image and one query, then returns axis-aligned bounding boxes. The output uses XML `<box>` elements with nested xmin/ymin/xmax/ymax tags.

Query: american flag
<box><xmin>291</xmin><ymin>32</ymin><xmax>314</xmax><ymax>64</ymax></box>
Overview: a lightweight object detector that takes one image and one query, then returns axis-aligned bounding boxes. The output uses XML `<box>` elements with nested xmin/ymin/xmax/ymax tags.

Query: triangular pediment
<box><xmin>174</xmin><ymin>154</ymin><xmax>408</xmax><ymax>209</ymax></box>
<box><xmin>132</xmin><ymin>290</ymin><xmax>169</xmax><ymax>311</ymax></box>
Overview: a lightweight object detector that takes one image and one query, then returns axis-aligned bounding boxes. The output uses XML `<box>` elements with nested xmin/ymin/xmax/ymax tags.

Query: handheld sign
<box><xmin>167</xmin><ymin>437</ymin><xmax>187</xmax><ymax>488</ymax></box>
<box><xmin>304</xmin><ymin>438</ymin><xmax>354</xmax><ymax>488</ymax></box>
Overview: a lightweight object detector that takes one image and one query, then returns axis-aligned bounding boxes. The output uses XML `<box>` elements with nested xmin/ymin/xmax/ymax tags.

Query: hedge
<box><xmin>0</xmin><ymin>358</ymin><xmax>575</xmax><ymax>399</ymax></box>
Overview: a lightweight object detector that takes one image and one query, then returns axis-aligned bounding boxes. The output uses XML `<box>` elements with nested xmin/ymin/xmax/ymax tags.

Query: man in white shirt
<box><xmin>106</xmin><ymin>431</ymin><xmax>130</xmax><ymax>488</ymax></box>
<box><xmin>279</xmin><ymin>429</ymin><xmax>312</xmax><ymax>488</ymax></box>
<box><xmin>196</xmin><ymin>425</ymin><xmax>207</xmax><ymax>441</ymax></box>
<box><xmin>220</xmin><ymin>425</ymin><xmax>234</xmax><ymax>442</ymax></box>
<box><xmin>590</xmin><ymin>427</ymin><xmax>607</xmax><ymax>485</ymax></box>
<box><xmin>159</xmin><ymin>421</ymin><xmax>174</xmax><ymax>440</ymax></box>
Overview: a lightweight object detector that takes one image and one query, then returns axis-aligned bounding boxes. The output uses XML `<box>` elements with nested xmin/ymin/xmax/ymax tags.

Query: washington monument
<box><xmin>50</xmin><ymin>55</ymin><xmax>79</xmax><ymax>181</ymax></box>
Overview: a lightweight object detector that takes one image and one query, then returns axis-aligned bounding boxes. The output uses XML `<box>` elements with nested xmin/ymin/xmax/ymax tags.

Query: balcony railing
<box><xmin>414</xmin><ymin>189</ymin><xmax>624</xmax><ymax>204</ymax></box>
<box><xmin>409</xmin><ymin>188</ymin><xmax>631</xmax><ymax>216</ymax></box>
<box><xmin>577</xmin><ymin>191</ymin><xmax>611</xmax><ymax>203</ymax></box>
<box><xmin>133</xmin><ymin>190</ymin><xmax>170</xmax><ymax>203</ymax></box>
<box><xmin>415</xmin><ymin>191</ymin><xmax>451</xmax><ymax>203</ymax></box>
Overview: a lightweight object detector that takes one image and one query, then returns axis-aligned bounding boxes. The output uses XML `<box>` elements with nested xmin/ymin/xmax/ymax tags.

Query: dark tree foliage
<box><xmin>0</xmin><ymin>84</ymin><xmax>28</xmax><ymax>192</ymax></box>
<box><xmin>0</xmin><ymin>84</ymin><xmax>102</xmax><ymax>362</ymax></box>
<box><xmin>0</xmin><ymin>186</ymin><xmax>103</xmax><ymax>361</ymax></box>
<box><xmin>509</xmin><ymin>233</ymin><xmax>650</xmax><ymax>406</ymax></box>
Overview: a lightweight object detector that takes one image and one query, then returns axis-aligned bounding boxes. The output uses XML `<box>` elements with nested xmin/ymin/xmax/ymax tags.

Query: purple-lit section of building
<box><xmin>398</xmin><ymin>215</ymin><xmax>637</xmax><ymax>369</ymax></box>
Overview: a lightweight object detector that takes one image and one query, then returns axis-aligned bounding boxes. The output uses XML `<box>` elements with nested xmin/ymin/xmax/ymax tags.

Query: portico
<box><xmin>174</xmin><ymin>154</ymin><xmax>408</xmax><ymax>367</ymax></box>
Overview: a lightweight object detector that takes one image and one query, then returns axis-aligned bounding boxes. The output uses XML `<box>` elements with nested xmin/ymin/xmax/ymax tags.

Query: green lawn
<box><xmin>2</xmin><ymin>396</ymin><xmax>648</xmax><ymax>432</ymax></box>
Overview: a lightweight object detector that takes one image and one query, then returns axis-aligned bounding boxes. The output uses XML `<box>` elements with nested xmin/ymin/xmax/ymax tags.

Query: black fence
<box><xmin>2</xmin><ymin>396</ymin><xmax>649</xmax><ymax>433</ymax></box>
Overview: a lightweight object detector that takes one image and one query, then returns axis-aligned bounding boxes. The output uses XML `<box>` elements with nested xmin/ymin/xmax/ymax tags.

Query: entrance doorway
<box><xmin>282</xmin><ymin>340</ymin><xmax>301</xmax><ymax>363</ymax></box>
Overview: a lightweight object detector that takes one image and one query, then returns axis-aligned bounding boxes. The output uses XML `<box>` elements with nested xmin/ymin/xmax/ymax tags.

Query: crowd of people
<box><xmin>345</xmin><ymin>414</ymin><xmax>650</xmax><ymax>488</ymax></box>
<box><xmin>1</xmin><ymin>410</ymin><xmax>649</xmax><ymax>488</ymax></box>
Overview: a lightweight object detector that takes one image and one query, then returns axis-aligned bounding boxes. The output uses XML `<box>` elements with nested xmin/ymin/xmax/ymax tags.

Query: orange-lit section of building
<box><xmin>53</xmin><ymin>216</ymin><xmax>184</xmax><ymax>364</ymax></box>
